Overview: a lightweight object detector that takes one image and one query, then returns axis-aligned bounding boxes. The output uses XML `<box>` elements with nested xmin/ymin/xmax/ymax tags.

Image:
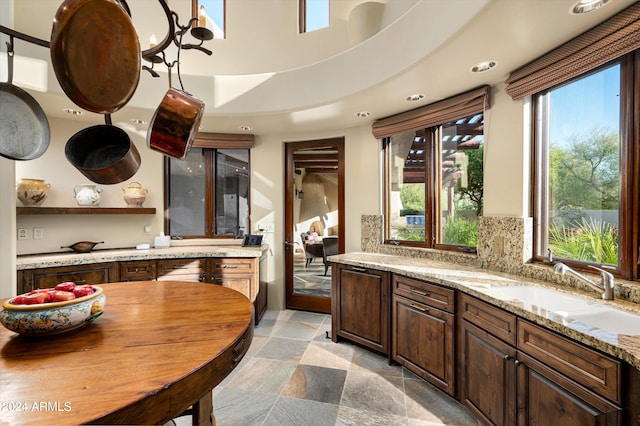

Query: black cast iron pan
<box><xmin>0</xmin><ymin>38</ymin><xmax>50</xmax><ymax>161</ymax></box>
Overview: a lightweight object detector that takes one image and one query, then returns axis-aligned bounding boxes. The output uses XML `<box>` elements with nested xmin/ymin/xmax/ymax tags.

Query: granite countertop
<box><xmin>17</xmin><ymin>244</ymin><xmax>269</xmax><ymax>270</ymax></box>
<box><xmin>328</xmin><ymin>252</ymin><xmax>640</xmax><ymax>370</ymax></box>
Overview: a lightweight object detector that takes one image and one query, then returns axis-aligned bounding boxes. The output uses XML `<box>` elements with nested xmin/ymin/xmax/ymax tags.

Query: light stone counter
<box><xmin>328</xmin><ymin>252</ymin><xmax>640</xmax><ymax>370</ymax></box>
<box><xmin>17</xmin><ymin>245</ymin><xmax>268</xmax><ymax>270</ymax></box>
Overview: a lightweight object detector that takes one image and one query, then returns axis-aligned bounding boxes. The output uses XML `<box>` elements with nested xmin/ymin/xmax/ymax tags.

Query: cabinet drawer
<box><xmin>119</xmin><ymin>261</ymin><xmax>156</xmax><ymax>281</ymax></box>
<box><xmin>459</xmin><ymin>293</ymin><xmax>517</xmax><ymax>346</ymax></box>
<box><xmin>209</xmin><ymin>258</ymin><xmax>254</xmax><ymax>275</ymax></box>
<box><xmin>156</xmin><ymin>259</ymin><xmax>207</xmax><ymax>281</ymax></box>
<box><xmin>517</xmin><ymin>319</ymin><xmax>621</xmax><ymax>404</ymax></box>
<box><xmin>394</xmin><ymin>275</ymin><xmax>455</xmax><ymax>313</ymax></box>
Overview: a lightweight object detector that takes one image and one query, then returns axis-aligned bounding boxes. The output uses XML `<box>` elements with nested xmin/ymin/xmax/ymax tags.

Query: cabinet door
<box><xmin>22</xmin><ymin>263</ymin><xmax>118</xmax><ymax>293</ymax></box>
<box><xmin>517</xmin><ymin>352</ymin><xmax>622</xmax><ymax>426</ymax></box>
<box><xmin>393</xmin><ymin>294</ymin><xmax>455</xmax><ymax>395</ymax></box>
<box><xmin>331</xmin><ymin>265</ymin><xmax>390</xmax><ymax>355</ymax></box>
<box><xmin>209</xmin><ymin>258</ymin><xmax>257</xmax><ymax>301</ymax></box>
<box><xmin>458</xmin><ymin>319</ymin><xmax>517</xmax><ymax>426</ymax></box>
<box><xmin>156</xmin><ymin>259</ymin><xmax>207</xmax><ymax>282</ymax></box>
<box><xmin>119</xmin><ymin>261</ymin><xmax>156</xmax><ymax>282</ymax></box>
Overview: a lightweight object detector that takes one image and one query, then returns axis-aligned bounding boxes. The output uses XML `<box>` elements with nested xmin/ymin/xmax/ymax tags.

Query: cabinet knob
<box><xmin>514</xmin><ymin>360</ymin><xmax>521</xmax><ymax>366</ymax></box>
<box><xmin>504</xmin><ymin>355</ymin><xmax>512</xmax><ymax>360</ymax></box>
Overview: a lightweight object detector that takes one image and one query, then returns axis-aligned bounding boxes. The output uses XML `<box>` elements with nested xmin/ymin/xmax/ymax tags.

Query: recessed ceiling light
<box><xmin>130</xmin><ymin>118</ymin><xmax>147</xmax><ymax>125</ymax></box>
<box><xmin>571</xmin><ymin>0</ymin><xmax>610</xmax><ymax>14</ymax></box>
<box><xmin>239</xmin><ymin>125</ymin><xmax>253</xmax><ymax>131</ymax></box>
<box><xmin>471</xmin><ymin>61</ymin><xmax>497</xmax><ymax>73</ymax></box>
<box><xmin>405</xmin><ymin>94</ymin><xmax>424</xmax><ymax>102</ymax></box>
<box><xmin>355</xmin><ymin>111</ymin><xmax>370</xmax><ymax>118</ymax></box>
<box><xmin>63</xmin><ymin>108</ymin><xmax>83</xmax><ymax>116</ymax></box>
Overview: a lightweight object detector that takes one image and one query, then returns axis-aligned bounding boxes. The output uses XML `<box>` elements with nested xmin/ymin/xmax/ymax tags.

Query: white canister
<box><xmin>73</xmin><ymin>184</ymin><xmax>102</xmax><ymax>206</ymax></box>
<box><xmin>154</xmin><ymin>232</ymin><xmax>170</xmax><ymax>248</ymax></box>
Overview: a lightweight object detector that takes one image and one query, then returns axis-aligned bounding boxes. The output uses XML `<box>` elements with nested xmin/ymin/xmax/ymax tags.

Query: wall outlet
<box><xmin>258</xmin><ymin>224</ymin><xmax>274</xmax><ymax>233</ymax></box>
<box><xmin>34</xmin><ymin>228</ymin><xmax>44</xmax><ymax>239</ymax></box>
<box><xmin>144</xmin><ymin>225</ymin><xmax>151</xmax><ymax>235</ymax></box>
<box><xmin>17</xmin><ymin>228</ymin><xmax>28</xmax><ymax>240</ymax></box>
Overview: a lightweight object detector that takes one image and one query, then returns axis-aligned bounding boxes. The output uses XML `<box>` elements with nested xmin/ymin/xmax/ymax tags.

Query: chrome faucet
<box><xmin>552</xmin><ymin>262</ymin><xmax>615</xmax><ymax>300</ymax></box>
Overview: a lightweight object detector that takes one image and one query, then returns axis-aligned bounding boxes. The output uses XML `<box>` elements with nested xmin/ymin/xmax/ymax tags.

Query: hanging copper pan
<box><xmin>65</xmin><ymin>121</ymin><xmax>141</xmax><ymax>185</ymax></box>
<box><xmin>147</xmin><ymin>88</ymin><xmax>205</xmax><ymax>159</ymax></box>
<box><xmin>50</xmin><ymin>0</ymin><xmax>141</xmax><ymax>114</ymax></box>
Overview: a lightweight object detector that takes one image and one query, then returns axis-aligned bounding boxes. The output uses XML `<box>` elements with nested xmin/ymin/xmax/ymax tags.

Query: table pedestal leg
<box><xmin>192</xmin><ymin>390</ymin><xmax>214</xmax><ymax>426</ymax></box>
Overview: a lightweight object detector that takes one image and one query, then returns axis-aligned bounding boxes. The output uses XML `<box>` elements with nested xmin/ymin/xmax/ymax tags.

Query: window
<box><xmin>166</xmin><ymin>147</ymin><xmax>250</xmax><ymax>238</ymax></box>
<box><xmin>383</xmin><ymin>113</ymin><xmax>484</xmax><ymax>251</ymax></box>
<box><xmin>193</xmin><ymin>0</ymin><xmax>225</xmax><ymax>39</ymax></box>
<box><xmin>533</xmin><ymin>53</ymin><xmax>639</xmax><ymax>277</ymax></box>
<box><xmin>299</xmin><ymin>0</ymin><xmax>329</xmax><ymax>33</ymax></box>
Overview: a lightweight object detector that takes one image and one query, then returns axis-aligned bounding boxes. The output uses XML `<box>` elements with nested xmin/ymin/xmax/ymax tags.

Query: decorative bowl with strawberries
<box><xmin>0</xmin><ymin>283</ymin><xmax>106</xmax><ymax>336</ymax></box>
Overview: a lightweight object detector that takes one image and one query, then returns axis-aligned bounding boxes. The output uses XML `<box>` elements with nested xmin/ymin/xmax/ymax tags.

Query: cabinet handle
<box><xmin>410</xmin><ymin>303</ymin><xmax>429</xmax><ymax>313</ymax></box>
<box><xmin>410</xmin><ymin>288</ymin><xmax>430</xmax><ymax>297</ymax></box>
<box><xmin>223</xmin><ymin>265</ymin><xmax>239</xmax><ymax>269</ymax></box>
<box><xmin>514</xmin><ymin>360</ymin><xmax>521</xmax><ymax>366</ymax></box>
<box><xmin>350</xmin><ymin>267</ymin><xmax>368</xmax><ymax>273</ymax></box>
<box><xmin>504</xmin><ymin>355</ymin><xmax>512</xmax><ymax>360</ymax></box>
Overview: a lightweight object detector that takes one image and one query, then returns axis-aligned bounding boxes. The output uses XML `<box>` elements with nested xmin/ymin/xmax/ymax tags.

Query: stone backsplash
<box><xmin>360</xmin><ymin>214</ymin><xmax>640</xmax><ymax>304</ymax></box>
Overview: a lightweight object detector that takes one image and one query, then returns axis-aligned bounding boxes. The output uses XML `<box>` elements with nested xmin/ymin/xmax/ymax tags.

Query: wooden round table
<box><xmin>0</xmin><ymin>281</ymin><xmax>254</xmax><ymax>425</ymax></box>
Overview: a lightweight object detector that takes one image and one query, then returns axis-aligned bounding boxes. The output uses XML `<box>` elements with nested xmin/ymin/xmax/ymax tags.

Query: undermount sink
<box><xmin>492</xmin><ymin>285</ymin><xmax>640</xmax><ymax>335</ymax></box>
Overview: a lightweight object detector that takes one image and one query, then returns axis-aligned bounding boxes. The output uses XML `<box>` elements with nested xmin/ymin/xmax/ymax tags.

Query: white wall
<box><xmin>15</xmin><ymin>117</ymin><xmax>165</xmax><ymax>254</ymax></box>
<box><xmin>5</xmin><ymin>86</ymin><xmax>525</xmax><ymax>306</ymax></box>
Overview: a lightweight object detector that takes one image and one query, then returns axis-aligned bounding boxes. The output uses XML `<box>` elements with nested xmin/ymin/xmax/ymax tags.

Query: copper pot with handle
<box><xmin>146</xmin><ymin>88</ymin><xmax>204</xmax><ymax>159</ymax></box>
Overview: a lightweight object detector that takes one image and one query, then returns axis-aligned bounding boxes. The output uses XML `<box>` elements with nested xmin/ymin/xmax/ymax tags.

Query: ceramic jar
<box><xmin>16</xmin><ymin>178</ymin><xmax>50</xmax><ymax>206</ymax></box>
<box><xmin>121</xmin><ymin>181</ymin><xmax>148</xmax><ymax>208</ymax></box>
<box><xmin>73</xmin><ymin>184</ymin><xmax>102</xmax><ymax>206</ymax></box>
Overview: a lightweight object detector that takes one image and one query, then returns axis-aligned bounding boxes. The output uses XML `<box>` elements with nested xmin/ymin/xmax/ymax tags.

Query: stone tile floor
<box><xmin>175</xmin><ymin>310</ymin><xmax>479</xmax><ymax>426</ymax></box>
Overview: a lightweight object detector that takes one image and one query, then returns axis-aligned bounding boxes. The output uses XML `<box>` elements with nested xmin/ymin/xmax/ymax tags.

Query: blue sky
<box><xmin>549</xmin><ymin>64</ymin><xmax>620</xmax><ymax>148</ymax></box>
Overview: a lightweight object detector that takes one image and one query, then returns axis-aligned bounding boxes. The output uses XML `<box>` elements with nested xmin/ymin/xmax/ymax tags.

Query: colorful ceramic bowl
<box><xmin>0</xmin><ymin>286</ymin><xmax>106</xmax><ymax>336</ymax></box>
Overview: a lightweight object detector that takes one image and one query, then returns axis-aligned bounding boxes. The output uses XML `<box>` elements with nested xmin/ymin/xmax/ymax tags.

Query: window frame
<box><xmin>164</xmin><ymin>133</ymin><xmax>253</xmax><ymax>240</ymax></box>
<box><xmin>191</xmin><ymin>0</ymin><xmax>226</xmax><ymax>39</ymax></box>
<box><xmin>531</xmin><ymin>51</ymin><xmax>639</xmax><ymax>280</ymax></box>
<box><xmin>299</xmin><ymin>0</ymin><xmax>330</xmax><ymax>33</ymax></box>
<box><xmin>382</xmin><ymin>114</ymin><xmax>484</xmax><ymax>254</ymax></box>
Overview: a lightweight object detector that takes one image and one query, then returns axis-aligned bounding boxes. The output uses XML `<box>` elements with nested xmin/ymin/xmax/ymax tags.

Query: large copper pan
<box><xmin>50</xmin><ymin>0</ymin><xmax>141</xmax><ymax>114</ymax></box>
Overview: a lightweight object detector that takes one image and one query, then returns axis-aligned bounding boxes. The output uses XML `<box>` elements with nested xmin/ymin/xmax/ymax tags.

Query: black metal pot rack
<box><xmin>0</xmin><ymin>0</ymin><xmax>213</xmax><ymax>81</ymax></box>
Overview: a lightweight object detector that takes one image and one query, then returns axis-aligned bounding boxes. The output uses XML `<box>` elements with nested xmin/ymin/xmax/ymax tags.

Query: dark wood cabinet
<box><xmin>17</xmin><ymin>255</ymin><xmax>267</xmax><ymax>325</ymax></box>
<box><xmin>331</xmin><ymin>264</ymin><xmax>390</xmax><ymax>356</ymax></box>
<box><xmin>517</xmin><ymin>351</ymin><xmax>621</xmax><ymax>426</ymax></box>
<box><xmin>20</xmin><ymin>262</ymin><xmax>118</xmax><ymax>294</ymax></box>
<box><xmin>119</xmin><ymin>260</ymin><xmax>156</xmax><ymax>282</ymax></box>
<box><xmin>156</xmin><ymin>258</ymin><xmax>208</xmax><ymax>282</ymax></box>
<box><xmin>209</xmin><ymin>258</ymin><xmax>257</xmax><ymax>300</ymax></box>
<box><xmin>458</xmin><ymin>293</ymin><xmax>623</xmax><ymax>426</ymax></box>
<box><xmin>392</xmin><ymin>275</ymin><xmax>455</xmax><ymax>395</ymax></box>
<box><xmin>458</xmin><ymin>318</ymin><xmax>517</xmax><ymax>425</ymax></box>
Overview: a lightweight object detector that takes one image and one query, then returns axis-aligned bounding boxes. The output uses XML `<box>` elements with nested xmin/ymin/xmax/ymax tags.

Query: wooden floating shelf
<box><xmin>17</xmin><ymin>207</ymin><xmax>156</xmax><ymax>215</ymax></box>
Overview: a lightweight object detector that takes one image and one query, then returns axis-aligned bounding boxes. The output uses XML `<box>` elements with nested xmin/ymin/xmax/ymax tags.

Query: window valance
<box><xmin>505</xmin><ymin>2</ymin><xmax>640</xmax><ymax>100</ymax></box>
<box><xmin>193</xmin><ymin>132</ymin><xmax>254</xmax><ymax>149</ymax></box>
<box><xmin>371</xmin><ymin>85</ymin><xmax>490</xmax><ymax>139</ymax></box>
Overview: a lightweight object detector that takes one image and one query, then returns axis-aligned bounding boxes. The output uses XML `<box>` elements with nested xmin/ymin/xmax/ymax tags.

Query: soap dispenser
<box><xmin>154</xmin><ymin>232</ymin><xmax>170</xmax><ymax>248</ymax></box>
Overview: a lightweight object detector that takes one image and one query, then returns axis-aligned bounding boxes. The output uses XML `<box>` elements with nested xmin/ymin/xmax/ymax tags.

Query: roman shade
<box><xmin>193</xmin><ymin>132</ymin><xmax>254</xmax><ymax>149</ymax></box>
<box><xmin>372</xmin><ymin>85</ymin><xmax>490</xmax><ymax>139</ymax></box>
<box><xmin>505</xmin><ymin>2</ymin><xmax>640</xmax><ymax>100</ymax></box>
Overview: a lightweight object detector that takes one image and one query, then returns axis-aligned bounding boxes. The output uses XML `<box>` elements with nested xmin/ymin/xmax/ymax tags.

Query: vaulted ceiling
<box><xmin>1</xmin><ymin>0</ymin><xmax>636</xmax><ymax>136</ymax></box>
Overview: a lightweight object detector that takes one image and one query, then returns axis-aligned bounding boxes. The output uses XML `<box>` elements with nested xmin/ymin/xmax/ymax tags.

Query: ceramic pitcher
<box><xmin>73</xmin><ymin>184</ymin><xmax>102</xmax><ymax>206</ymax></box>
